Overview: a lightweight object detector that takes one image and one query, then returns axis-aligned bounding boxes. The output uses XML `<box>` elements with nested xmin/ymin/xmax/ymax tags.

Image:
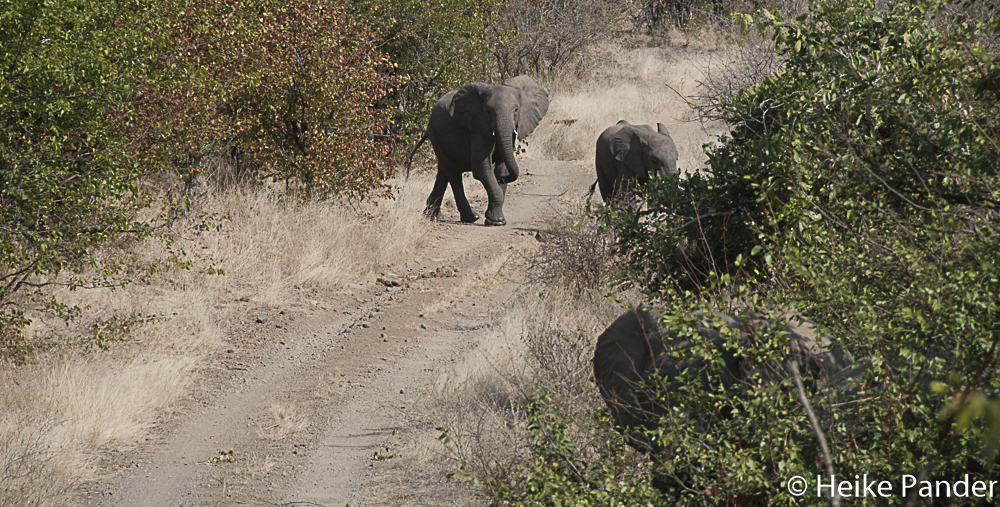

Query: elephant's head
<box><xmin>448</xmin><ymin>75</ymin><xmax>549</xmax><ymax>184</ymax></box>
<box><xmin>611</xmin><ymin>123</ymin><xmax>679</xmax><ymax>183</ymax></box>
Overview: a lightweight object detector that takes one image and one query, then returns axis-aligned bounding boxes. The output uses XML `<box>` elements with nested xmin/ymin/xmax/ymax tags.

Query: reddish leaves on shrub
<box><xmin>139</xmin><ymin>0</ymin><xmax>401</xmax><ymax>197</ymax></box>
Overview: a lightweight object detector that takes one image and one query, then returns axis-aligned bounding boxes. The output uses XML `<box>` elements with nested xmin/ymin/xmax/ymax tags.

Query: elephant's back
<box><xmin>429</xmin><ymin>90</ymin><xmax>457</xmax><ymax>126</ymax></box>
<box><xmin>593</xmin><ymin>307</ymin><xmax>664</xmax><ymax>389</ymax></box>
<box><xmin>595</xmin><ymin>122</ymin><xmax>627</xmax><ymax>162</ymax></box>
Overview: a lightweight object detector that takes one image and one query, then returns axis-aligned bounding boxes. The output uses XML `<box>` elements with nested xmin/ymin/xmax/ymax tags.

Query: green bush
<box><xmin>350</xmin><ymin>0</ymin><xmax>502</xmax><ymax>157</ymax></box>
<box><xmin>494</xmin><ymin>396</ymin><xmax>667</xmax><ymax>507</ymax></box>
<box><xmin>1</xmin><ymin>0</ymin><xmax>402</xmax><ymax>352</ymax></box>
<box><xmin>143</xmin><ymin>0</ymin><xmax>401</xmax><ymax>197</ymax></box>
<box><xmin>580</xmin><ymin>0</ymin><xmax>1000</xmax><ymax>505</ymax></box>
<box><xmin>0</xmin><ymin>0</ymin><xmax>168</xmax><ymax>350</ymax></box>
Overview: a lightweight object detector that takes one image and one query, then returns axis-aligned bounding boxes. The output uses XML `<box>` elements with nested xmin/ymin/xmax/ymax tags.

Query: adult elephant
<box><xmin>592</xmin><ymin>306</ymin><xmax>860</xmax><ymax>449</ymax></box>
<box><xmin>594</xmin><ymin>120</ymin><xmax>678</xmax><ymax>203</ymax></box>
<box><xmin>416</xmin><ymin>75</ymin><xmax>549</xmax><ymax>226</ymax></box>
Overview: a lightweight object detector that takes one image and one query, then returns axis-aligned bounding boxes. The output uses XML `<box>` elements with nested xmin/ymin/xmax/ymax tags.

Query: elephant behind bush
<box><xmin>594</xmin><ymin>120</ymin><xmax>678</xmax><ymax>203</ymax></box>
<box><xmin>592</xmin><ymin>306</ymin><xmax>861</xmax><ymax>450</ymax></box>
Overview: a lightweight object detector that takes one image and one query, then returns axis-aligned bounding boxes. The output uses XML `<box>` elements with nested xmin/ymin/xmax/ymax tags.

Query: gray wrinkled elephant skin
<box><xmin>419</xmin><ymin>75</ymin><xmax>549</xmax><ymax>226</ymax></box>
<box><xmin>592</xmin><ymin>306</ymin><xmax>858</xmax><ymax>450</ymax></box>
<box><xmin>594</xmin><ymin>120</ymin><xmax>678</xmax><ymax>203</ymax></box>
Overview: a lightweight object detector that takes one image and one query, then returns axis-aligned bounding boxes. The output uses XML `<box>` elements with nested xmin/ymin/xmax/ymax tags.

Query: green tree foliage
<box><xmin>579</xmin><ymin>0</ymin><xmax>1000</xmax><ymax>504</ymax></box>
<box><xmin>1</xmin><ymin>0</ymin><xmax>164</xmax><ymax>345</ymax></box>
<box><xmin>494</xmin><ymin>397</ymin><xmax>667</xmax><ymax>507</ymax></box>
<box><xmin>349</xmin><ymin>0</ymin><xmax>500</xmax><ymax>155</ymax></box>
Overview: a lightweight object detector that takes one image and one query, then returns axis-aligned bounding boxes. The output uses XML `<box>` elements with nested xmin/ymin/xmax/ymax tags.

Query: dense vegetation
<box><xmin>2</xmin><ymin>0</ymin><xmax>165</xmax><ymax>347</ymax></box>
<box><xmin>5</xmin><ymin>0</ymin><xmax>998</xmax><ymax>504</ymax></box>
<box><xmin>503</xmin><ymin>0</ymin><xmax>1000</xmax><ymax>505</ymax></box>
<box><xmin>0</xmin><ymin>0</ymin><xmax>510</xmax><ymax>349</ymax></box>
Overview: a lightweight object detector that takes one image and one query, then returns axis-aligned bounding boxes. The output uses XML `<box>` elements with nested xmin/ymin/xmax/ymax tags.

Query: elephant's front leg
<box><xmin>471</xmin><ymin>136</ymin><xmax>506</xmax><ymax>226</ymax></box>
<box><xmin>493</xmin><ymin>155</ymin><xmax>509</xmax><ymax>200</ymax></box>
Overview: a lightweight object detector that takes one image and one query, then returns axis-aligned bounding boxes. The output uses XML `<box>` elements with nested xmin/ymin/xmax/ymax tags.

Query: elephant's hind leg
<box><xmin>596</xmin><ymin>171</ymin><xmax>613</xmax><ymax>204</ymax></box>
<box><xmin>424</xmin><ymin>171</ymin><xmax>448</xmax><ymax>221</ymax></box>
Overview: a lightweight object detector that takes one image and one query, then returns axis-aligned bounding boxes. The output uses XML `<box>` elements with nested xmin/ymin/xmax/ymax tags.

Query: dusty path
<box><xmin>79</xmin><ymin>158</ymin><xmax>596</xmax><ymax>506</ymax></box>
<box><xmin>77</xmin><ymin>45</ymin><xmax>726</xmax><ymax>506</ymax></box>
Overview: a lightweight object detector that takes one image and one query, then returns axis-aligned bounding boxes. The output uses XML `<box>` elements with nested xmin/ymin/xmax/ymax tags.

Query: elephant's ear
<box><xmin>449</xmin><ymin>82</ymin><xmax>492</xmax><ymax>135</ymax></box>
<box><xmin>503</xmin><ymin>75</ymin><xmax>549</xmax><ymax>140</ymax></box>
<box><xmin>657</xmin><ymin>123</ymin><xmax>670</xmax><ymax>135</ymax></box>
<box><xmin>611</xmin><ymin>126</ymin><xmax>638</xmax><ymax>162</ymax></box>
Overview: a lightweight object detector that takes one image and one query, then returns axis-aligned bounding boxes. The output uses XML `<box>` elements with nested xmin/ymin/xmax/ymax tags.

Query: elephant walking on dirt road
<box><xmin>413</xmin><ymin>75</ymin><xmax>549</xmax><ymax>226</ymax></box>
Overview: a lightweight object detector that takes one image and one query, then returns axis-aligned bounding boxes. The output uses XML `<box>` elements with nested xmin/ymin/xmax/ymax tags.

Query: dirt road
<box><xmin>79</xmin><ymin>158</ymin><xmax>596</xmax><ymax>506</ymax></box>
<box><xmin>76</xmin><ymin>45</ymin><xmax>724</xmax><ymax>505</ymax></box>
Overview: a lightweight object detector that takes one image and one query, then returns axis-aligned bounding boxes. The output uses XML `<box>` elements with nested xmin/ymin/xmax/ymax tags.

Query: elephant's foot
<box><xmin>484</xmin><ymin>209</ymin><xmax>506</xmax><ymax>226</ymax></box>
<box><xmin>460</xmin><ymin>212</ymin><xmax>481</xmax><ymax>223</ymax></box>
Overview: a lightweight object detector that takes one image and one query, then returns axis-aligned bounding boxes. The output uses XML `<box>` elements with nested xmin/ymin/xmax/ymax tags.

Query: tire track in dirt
<box><xmin>288</xmin><ymin>159</ymin><xmax>592</xmax><ymax>506</ymax></box>
<box><xmin>81</xmin><ymin>159</ymin><xmax>592</xmax><ymax>506</ymax></box>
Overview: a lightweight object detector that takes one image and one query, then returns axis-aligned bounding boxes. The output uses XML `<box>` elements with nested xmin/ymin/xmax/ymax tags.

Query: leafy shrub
<box><xmin>1</xmin><ymin>0</ymin><xmax>400</xmax><ymax>349</ymax></box>
<box><xmin>494</xmin><ymin>396</ymin><xmax>667</xmax><ymax>507</ymax></box>
<box><xmin>351</xmin><ymin>0</ymin><xmax>502</xmax><ymax>156</ymax></box>
<box><xmin>0</xmin><ymin>0</ymin><xmax>170</xmax><ymax>348</ymax></box>
<box><xmin>582</xmin><ymin>0</ymin><xmax>1000</xmax><ymax>505</ymax></box>
<box><xmin>143</xmin><ymin>0</ymin><xmax>400</xmax><ymax>198</ymax></box>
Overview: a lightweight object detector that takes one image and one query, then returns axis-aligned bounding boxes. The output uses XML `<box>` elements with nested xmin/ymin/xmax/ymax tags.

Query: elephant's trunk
<box><xmin>495</xmin><ymin>118</ymin><xmax>519</xmax><ymax>184</ymax></box>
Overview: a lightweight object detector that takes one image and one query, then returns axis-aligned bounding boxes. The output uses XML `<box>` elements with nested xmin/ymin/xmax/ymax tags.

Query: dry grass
<box><xmin>256</xmin><ymin>405</ymin><xmax>309</xmax><ymax>441</ymax></box>
<box><xmin>525</xmin><ymin>39</ymin><xmax>733</xmax><ymax>173</ymax></box>
<box><xmin>1</xmin><ymin>355</ymin><xmax>197</xmax><ymax>452</ymax></box>
<box><xmin>526</xmin><ymin>208</ymin><xmax>621</xmax><ymax>296</ymax></box>
<box><xmin>0</xmin><ymin>417</ymin><xmax>75</xmax><ymax>507</ymax></box>
<box><xmin>419</xmin><ymin>286</ymin><xmax>644</xmax><ymax>498</ymax></box>
<box><xmin>0</xmin><ymin>354</ymin><xmax>197</xmax><ymax>505</ymax></box>
<box><xmin>1</xmin><ymin>172</ymin><xmax>436</xmax><ymax>504</ymax></box>
<box><xmin>144</xmin><ymin>172</ymin><xmax>436</xmax><ymax>305</ymax></box>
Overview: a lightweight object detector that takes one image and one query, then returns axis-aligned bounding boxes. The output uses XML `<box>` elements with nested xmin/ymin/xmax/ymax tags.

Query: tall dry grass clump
<box><xmin>425</xmin><ymin>285</ymin><xmax>644</xmax><ymax>497</ymax></box>
<box><xmin>525</xmin><ymin>209</ymin><xmax>621</xmax><ymax>297</ymax></box>
<box><xmin>0</xmin><ymin>355</ymin><xmax>197</xmax><ymax>505</ymax></box>
<box><xmin>0</xmin><ymin>417</ymin><xmax>74</xmax><ymax>507</ymax></box>
<box><xmin>140</xmin><ymin>173</ymin><xmax>436</xmax><ymax>304</ymax></box>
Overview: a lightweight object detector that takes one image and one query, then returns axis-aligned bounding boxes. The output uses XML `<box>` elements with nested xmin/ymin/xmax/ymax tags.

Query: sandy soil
<box><xmin>74</xmin><ymin>46</ymin><xmax>729</xmax><ymax>507</ymax></box>
<box><xmin>74</xmin><ymin>158</ymin><xmax>595</xmax><ymax>506</ymax></box>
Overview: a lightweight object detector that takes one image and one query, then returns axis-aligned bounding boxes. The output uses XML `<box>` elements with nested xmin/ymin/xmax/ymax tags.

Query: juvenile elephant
<box><xmin>593</xmin><ymin>306</ymin><xmax>859</xmax><ymax>449</ymax></box>
<box><xmin>415</xmin><ymin>76</ymin><xmax>549</xmax><ymax>226</ymax></box>
<box><xmin>594</xmin><ymin>121</ymin><xmax>678</xmax><ymax>203</ymax></box>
